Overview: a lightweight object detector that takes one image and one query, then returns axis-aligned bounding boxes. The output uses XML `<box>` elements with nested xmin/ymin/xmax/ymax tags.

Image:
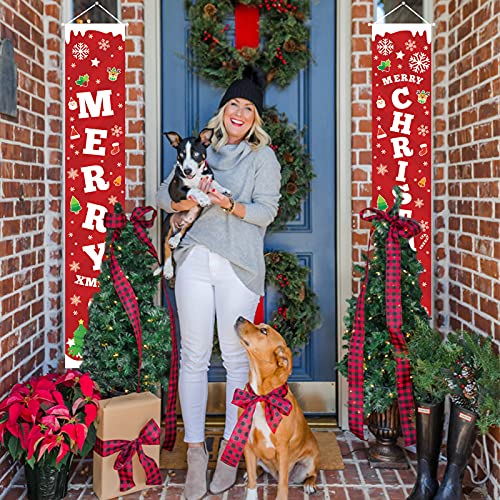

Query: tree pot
<box><xmin>24</xmin><ymin>456</ymin><xmax>73</xmax><ymax>500</ymax></box>
<box><xmin>367</xmin><ymin>400</ymin><xmax>409</xmax><ymax>469</ymax></box>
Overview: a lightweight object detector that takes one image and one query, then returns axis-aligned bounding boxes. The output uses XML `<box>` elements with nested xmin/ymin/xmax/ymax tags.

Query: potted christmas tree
<box><xmin>80</xmin><ymin>204</ymin><xmax>172</xmax><ymax>396</ymax></box>
<box><xmin>338</xmin><ymin>187</ymin><xmax>429</xmax><ymax>468</ymax></box>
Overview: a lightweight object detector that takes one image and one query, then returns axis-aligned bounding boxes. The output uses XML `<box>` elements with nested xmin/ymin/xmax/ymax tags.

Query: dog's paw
<box><xmin>168</xmin><ymin>232</ymin><xmax>182</xmax><ymax>249</ymax></box>
<box><xmin>197</xmin><ymin>193</ymin><xmax>211</xmax><ymax>207</ymax></box>
<box><xmin>163</xmin><ymin>259</ymin><xmax>174</xmax><ymax>280</ymax></box>
<box><xmin>187</xmin><ymin>189</ymin><xmax>211</xmax><ymax>207</ymax></box>
<box><xmin>245</xmin><ymin>488</ymin><xmax>258</xmax><ymax>500</ymax></box>
<box><xmin>303</xmin><ymin>478</ymin><xmax>317</xmax><ymax>495</ymax></box>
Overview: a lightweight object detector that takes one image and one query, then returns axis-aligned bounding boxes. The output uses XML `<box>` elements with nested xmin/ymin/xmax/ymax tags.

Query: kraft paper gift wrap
<box><xmin>93</xmin><ymin>391</ymin><xmax>162</xmax><ymax>499</ymax></box>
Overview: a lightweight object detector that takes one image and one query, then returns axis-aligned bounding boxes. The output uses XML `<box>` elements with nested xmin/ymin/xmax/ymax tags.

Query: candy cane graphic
<box><xmin>419</xmin><ymin>233</ymin><xmax>429</xmax><ymax>250</ymax></box>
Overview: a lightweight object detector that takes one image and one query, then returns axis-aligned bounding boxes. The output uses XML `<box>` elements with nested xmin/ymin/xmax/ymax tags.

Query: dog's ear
<box><xmin>165</xmin><ymin>131</ymin><xmax>181</xmax><ymax>148</ymax></box>
<box><xmin>199</xmin><ymin>128</ymin><xmax>214</xmax><ymax>147</ymax></box>
<box><xmin>274</xmin><ymin>345</ymin><xmax>293</xmax><ymax>381</ymax></box>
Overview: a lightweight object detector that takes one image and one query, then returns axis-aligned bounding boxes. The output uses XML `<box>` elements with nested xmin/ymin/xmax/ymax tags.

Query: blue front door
<box><xmin>161</xmin><ymin>1</ymin><xmax>336</xmax><ymax>390</ymax></box>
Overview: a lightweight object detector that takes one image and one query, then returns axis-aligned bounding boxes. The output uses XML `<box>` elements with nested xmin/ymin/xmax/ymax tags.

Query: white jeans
<box><xmin>175</xmin><ymin>245</ymin><xmax>260</xmax><ymax>443</ymax></box>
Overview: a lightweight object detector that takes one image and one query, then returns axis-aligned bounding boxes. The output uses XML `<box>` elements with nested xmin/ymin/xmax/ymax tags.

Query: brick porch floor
<box><xmin>3</xmin><ymin>430</ymin><xmax>488</xmax><ymax>499</ymax></box>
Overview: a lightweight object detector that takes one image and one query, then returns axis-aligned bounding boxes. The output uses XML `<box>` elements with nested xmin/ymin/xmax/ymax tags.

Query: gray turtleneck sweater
<box><xmin>156</xmin><ymin>141</ymin><xmax>281</xmax><ymax>295</ymax></box>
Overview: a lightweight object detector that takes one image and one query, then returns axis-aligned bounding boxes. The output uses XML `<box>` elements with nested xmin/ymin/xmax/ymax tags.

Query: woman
<box><xmin>156</xmin><ymin>67</ymin><xmax>281</xmax><ymax>499</ymax></box>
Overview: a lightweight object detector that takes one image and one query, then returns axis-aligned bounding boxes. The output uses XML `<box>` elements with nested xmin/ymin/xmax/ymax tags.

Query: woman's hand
<box><xmin>208</xmin><ymin>188</ymin><xmax>232</xmax><ymax>210</ymax></box>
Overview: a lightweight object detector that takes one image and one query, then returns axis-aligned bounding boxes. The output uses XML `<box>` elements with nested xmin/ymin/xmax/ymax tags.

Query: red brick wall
<box><xmin>0</xmin><ymin>0</ymin><xmax>146</xmax><ymax>490</ymax></box>
<box><xmin>434</xmin><ymin>0</ymin><xmax>499</xmax><ymax>496</ymax></box>
<box><xmin>351</xmin><ymin>0</ymin><xmax>499</xmax><ymax>497</ymax></box>
<box><xmin>0</xmin><ymin>0</ymin><xmax>52</xmax><ymax>489</ymax></box>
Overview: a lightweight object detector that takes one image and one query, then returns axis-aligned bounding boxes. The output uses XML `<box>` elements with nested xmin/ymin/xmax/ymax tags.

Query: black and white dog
<box><xmin>161</xmin><ymin>128</ymin><xmax>231</xmax><ymax>278</ymax></box>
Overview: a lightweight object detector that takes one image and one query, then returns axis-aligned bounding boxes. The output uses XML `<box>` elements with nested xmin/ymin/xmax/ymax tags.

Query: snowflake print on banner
<box><xmin>377</xmin><ymin>38</ymin><xmax>394</xmax><ymax>56</ymax></box>
<box><xmin>98</xmin><ymin>38</ymin><xmax>110</xmax><ymax>51</ymax></box>
<box><xmin>69</xmin><ymin>261</ymin><xmax>81</xmax><ymax>272</ymax></box>
<box><xmin>377</xmin><ymin>164</ymin><xmax>388</xmax><ymax>176</ymax></box>
<box><xmin>420</xmin><ymin>220</ymin><xmax>430</xmax><ymax>232</ymax></box>
<box><xmin>111</xmin><ymin>125</ymin><xmax>123</xmax><ymax>137</ymax></box>
<box><xmin>70</xmin><ymin>294</ymin><xmax>82</xmax><ymax>306</ymax></box>
<box><xmin>418</xmin><ymin>124</ymin><xmax>429</xmax><ymax>136</ymax></box>
<box><xmin>409</xmin><ymin>52</ymin><xmax>430</xmax><ymax>74</ymax></box>
<box><xmin>72</xmin><ymin>42</ymin><xmax>89</xmax><ymax>60</ymax></box>
<box><xmin>405</xmin><ymin>39</ymin><xmax>417</xmax><ymax>51</ymax></box>
<box><xmin>67</xmin><ymin>168</ymin><xmax>79</xmax><ymax>180</ymax></box>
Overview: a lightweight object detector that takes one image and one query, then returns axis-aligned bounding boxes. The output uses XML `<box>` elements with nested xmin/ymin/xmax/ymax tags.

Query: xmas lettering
<box><xmin>75</xmin><ymin>274</ymin><xmax>100</xmax><ymax>288</ymax></box>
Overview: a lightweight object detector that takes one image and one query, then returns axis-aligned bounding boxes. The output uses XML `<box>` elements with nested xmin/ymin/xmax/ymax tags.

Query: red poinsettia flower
<box><xmin>0</xmin><ymin>369</ymin><xmax>100</xmax><ymax>469</ymax></box>
<box><xmin>84</xmin><ymin>401</ymin><xmax>98</xmax><ymax>427</ymax></box>
<box><xmin>61</xmin><ymin>420</ymin><xmax>88</xmax><ymax>451</ymax></box>
<box><xmin>37</xmin><ymin>433</ymin><xmax>71</xmax><ymax>465</ymax></box>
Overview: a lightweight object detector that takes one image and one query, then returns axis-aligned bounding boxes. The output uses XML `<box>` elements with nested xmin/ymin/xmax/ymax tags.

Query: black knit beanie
<box><xmin>218</xmin><ymin>66</ymin><xmax>266</xmax><ymax>116</ymax></box>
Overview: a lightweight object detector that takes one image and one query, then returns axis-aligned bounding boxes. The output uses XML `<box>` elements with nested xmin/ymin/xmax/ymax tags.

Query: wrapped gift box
<box><xmin>93</xmin><ymin>391</ymin><xmax>162</xmax><ymax>499</ymax></box>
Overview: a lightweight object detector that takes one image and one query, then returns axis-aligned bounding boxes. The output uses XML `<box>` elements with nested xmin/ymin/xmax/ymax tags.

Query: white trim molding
<box><xmin>144</xmin><ymin>0</ymin><xmax>162</xmax><ymax>252</ymax></box>
<box><xmin>336</xmin><ymin>0</ymin><xmax>353</xmax><ymax>430</ymax></box>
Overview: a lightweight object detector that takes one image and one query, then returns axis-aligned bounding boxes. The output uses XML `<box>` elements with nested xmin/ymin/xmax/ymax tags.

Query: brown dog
<box><xmin>234</xmin><ymin>317</ymin><xmax>320</xmax><ymax>500</ymax></box>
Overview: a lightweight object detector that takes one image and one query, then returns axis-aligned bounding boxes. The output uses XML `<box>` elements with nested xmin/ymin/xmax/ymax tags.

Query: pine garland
<box><xmin>407</xmin><ymin>317</ymin><xmax>449</xmax><ymax>405</ymax></box>
<box><xmin>265</xmin><ymin>251</ymin><xmax>320</xmax><ymax>352</ymax></box>
<box><xmin>442</xmin><ymin>331</ymin><xmax>500</xmax><ymax>434</ymax></box>
<box><xmin>187</xmin><ymin>0</ymin><xmax>312</xmax><ymax>88</ymax></box>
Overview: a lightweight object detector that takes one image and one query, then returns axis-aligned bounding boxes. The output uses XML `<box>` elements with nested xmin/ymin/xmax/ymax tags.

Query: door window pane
<box><xmin>376</xmin><ymin>0</ymin><xmax>423</xmax><ymax>23</ymax></box>
<box><xmin>72</xmin><ymin>0</ymin><xmax>119</xmax><ymax>23</ymax></box>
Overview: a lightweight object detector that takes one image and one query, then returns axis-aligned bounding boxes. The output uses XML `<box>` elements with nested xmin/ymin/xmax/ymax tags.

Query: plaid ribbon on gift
<box><xmin>94</xmin><ymin>418</ymin><xmax>162</xmax><ymax>492</ymax></box>
<box><xmin>347</xmin><ymin>207</ymin><xmax>420</xmax><ymax>446</ymax></box>
<box><xmin>103</xmin><ymin>207</ymin><xmax>178</xmax><ymax>451</ymax></box>
<box><xmin>220</xmin><ymin>383</ymin><xmax>292</xmax><ymax>467</ymax></box>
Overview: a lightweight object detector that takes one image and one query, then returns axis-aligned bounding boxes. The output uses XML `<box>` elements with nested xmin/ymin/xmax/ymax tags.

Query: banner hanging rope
<box><xmin>62</xmin><ymin>1</ymin><xmax>127</xmax><ymax>25</ymax></box>
<box><xmin>369</xmin><ymin>1</ymin><xmax>434</xmax><ymax>26</ymax></box>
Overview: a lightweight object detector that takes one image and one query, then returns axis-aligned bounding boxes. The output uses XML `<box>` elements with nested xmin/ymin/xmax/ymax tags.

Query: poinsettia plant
<box><xmin>0</xmin><ymin>369</ymin><xmax>101</xmax><ymax>470</ymax></box>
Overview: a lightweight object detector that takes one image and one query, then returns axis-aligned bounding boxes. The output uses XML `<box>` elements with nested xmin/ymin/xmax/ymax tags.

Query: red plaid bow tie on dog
<box><xmin>221</xmin><ymin>383</ymin><xmax>292</xmax><ymax>467</ymax></box>
<box><xmin>104</xmin><ymin>206</ymin><xmax>179</xmax><ymax>452</ymax></box>
<box><xmin>348</xmin><ymin>207</ymin><xmax>420</xmax><ymax>447</ymax></box>
<box><xmin>94</xmin><ymin>419</ymin><xmax>162</xmax><ymax>492</ymax></box>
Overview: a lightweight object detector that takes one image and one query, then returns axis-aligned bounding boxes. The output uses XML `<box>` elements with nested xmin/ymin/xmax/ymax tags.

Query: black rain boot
<box><xmin>407</xmin><ymin>400</ymin><xmax>445</xmax><ymax>500</ymax></box>
<box><xmin>434</xmin><ymin>402</ymin><xmax>477</xmax><ymax>500</ymax></box>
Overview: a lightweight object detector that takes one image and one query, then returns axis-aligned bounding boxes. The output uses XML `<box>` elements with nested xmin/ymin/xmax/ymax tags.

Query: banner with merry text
<box><xmin>371</xmin><ymin>24</ymin><xmax>432</xmax><ymax>315</ymax></box>
<box><xmin>64</xmin><ymin>24</ymin><xmax>126</xmax><ymax>367</ymax></box>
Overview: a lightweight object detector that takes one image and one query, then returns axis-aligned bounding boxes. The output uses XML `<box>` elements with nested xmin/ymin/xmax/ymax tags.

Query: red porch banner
<box><xmin>371</xmin><ymin>24</ymin><xmax>432</xmax><ymax>315</ymax></box>
<box><xmin>64</xmin><ymin>24</ymin><xmax>126</xmax><ymax>366</ymax></box>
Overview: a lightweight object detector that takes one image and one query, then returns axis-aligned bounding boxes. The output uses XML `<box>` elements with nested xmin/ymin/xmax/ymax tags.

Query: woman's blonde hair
<box><xmin>206</xmin><ymin>102</ymin><xmax>271</xmax><ymax>152</ymax></box>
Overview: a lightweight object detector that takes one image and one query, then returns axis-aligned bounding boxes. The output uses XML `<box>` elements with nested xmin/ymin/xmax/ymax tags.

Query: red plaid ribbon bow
<box><xmin>221</xmin><ymin>383</ymin><xmax>292</xmax><ymax>467</ymax></box>
<box><xmin>348</xmin><ymin>207</ymin><xmax>420</xmax><ymax>446</ymax></box>
<box><xmin>94</xmin><ymin>418</ymin><xmax>162</xmax><ymax>492</ymax></box>
<box><xmin>103</xmin><ymin>206</ymin><xmax>178</xmax><ymax>451</ymax></box>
